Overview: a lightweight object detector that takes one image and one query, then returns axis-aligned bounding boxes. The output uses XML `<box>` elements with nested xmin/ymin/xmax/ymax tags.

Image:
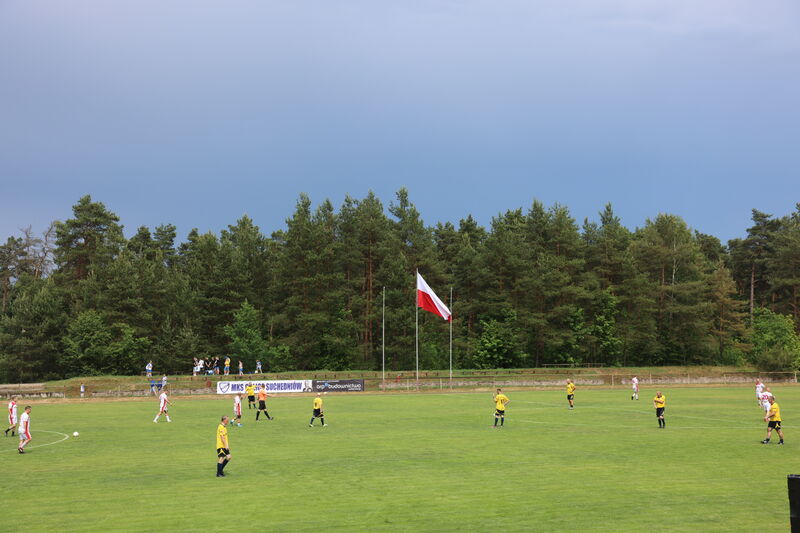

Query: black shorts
<box><xmin>768</xmin><ymin>420</ymin><xmax>782</xmax><ymax>430</ymax></box>
<box><xmin>248</xmin><ymin>395</ymin><xmax>255</xmax><ymax>403</ymax></box>
<box><xmin>258</xmin><ymin>400</ymin><xmax>266</xmax><ymax>410</ymax></box>
<box><xmin>217</xmin><ymin>448</ymin><xmax>230</xmax><ymax>458</ymax></box>
<box><xmin>567</xmin><ymin>394</ymin><xmax>574</xmax><ymax>400</ymax></box>
<box><xmin>656</xmin><ymin>407</ymin><xmax>665</xmax><ymax>417</ymax></box>
<box><xmin>313</xmin><ymin>408</ymin><xmax>322</xmax><ymax>417</ymax></box>
<box><xmin>495</xmin><ymin>409</ymin><xmax>505</xmax><ymax>416</ymax></box>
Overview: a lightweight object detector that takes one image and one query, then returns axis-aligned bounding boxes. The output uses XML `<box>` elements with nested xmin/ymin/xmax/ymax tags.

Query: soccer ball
<box><xmin>324</xmin><ymin>392</ymin><xmax>328</xmax><ymax>395</ymax></box>
<box><xmin>73</xmin><ymin>432</ymin><xmax>79</xmax><ymax>437</ymax></box>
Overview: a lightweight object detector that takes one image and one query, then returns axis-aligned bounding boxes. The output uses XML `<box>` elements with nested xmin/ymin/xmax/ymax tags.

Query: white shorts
<box><xmin>8</xmin><ymin>416</ymin><xmax>16</xmax><ymax>426</ymax></box>
<box><xmin>19</xmin><ymin>430</ymin><xmax>30</xmax><ymax>441</ymax></box>
<box><xmin>762</xmin><ymin>402</ymin><xmax>770</xmax><ymax>412</ymax></box>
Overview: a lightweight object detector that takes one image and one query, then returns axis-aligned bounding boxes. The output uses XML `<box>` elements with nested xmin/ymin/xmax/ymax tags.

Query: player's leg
<box><xmin>217</xmin><ymin>450</ymin><xmax>226</xmax><ymax>477</ymax></box>
<box><xmin>493</xmin><ymin>411</ymin><xmax>499</xmax><ymax>427</ymax></box>
<box><xmin>763</xmin><ymin>426</ymin><xmax>773</xmax><ymax>443</ymax></box>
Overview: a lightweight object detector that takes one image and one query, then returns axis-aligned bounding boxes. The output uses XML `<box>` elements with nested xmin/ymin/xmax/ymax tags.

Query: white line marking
<box><xmin>512</xmin><ymin>399</ymin><xmax>754</xmax><ymax>425</ymax></box>
<box><xmin>1</xmin><ymin>430</ymin><xmax>70</xmax><ymax>453</ymax></box>
<box><xmin>515</xmin><ymin>417</ymin><xmax>752</xmax><ymax>430</ymax></box>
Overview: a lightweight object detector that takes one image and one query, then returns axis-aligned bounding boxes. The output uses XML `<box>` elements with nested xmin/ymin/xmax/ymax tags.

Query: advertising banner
<box><xmin>215</xmin><ymin>380</ymin><xmax>312</xmax><ymax>394</ymax></box>
<box><xmin>311</xmin><ymin>379</ymin><xmax>365</xmax><ymax>392</ymax></box>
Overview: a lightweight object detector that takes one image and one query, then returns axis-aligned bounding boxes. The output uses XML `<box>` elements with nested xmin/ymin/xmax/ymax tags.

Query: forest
<box><xmin>1</xmin><ymin>190</ymin><xmax>799</xmax><ymax>382</ymax></box>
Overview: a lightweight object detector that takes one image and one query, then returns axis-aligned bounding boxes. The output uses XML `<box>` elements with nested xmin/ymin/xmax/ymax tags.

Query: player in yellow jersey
<box><xmin>309</xmin><ymin>393</ymin><xmax>327</xmax><ymax>427</ymax></box>
<box><xmin>761</xmin><ymin>396</ymin><xmax>784</xmax><ymax>445</ymax></box>
<box><xmin>566</xmin><ymin>380</ymin><xmax>576</xmax><ymax>410</ymax></box>
<box><xmin>653</xmin><ymin>391</ymin><xmax>666</xmax><ymax>428</ymax></box>
<box><xmin>216</xmin><ymin>416</ymin><xmax>231</xmax><ymax>477</ymax></box>
<box><xmin>493</xmin><ymin>388</ymin><xmax>509</xmax><ymax>428</ymax></box>
<box><xmin>245</xmin><ymin>383</ymin><xmax>256</xmax><ymax>409</ymax></box>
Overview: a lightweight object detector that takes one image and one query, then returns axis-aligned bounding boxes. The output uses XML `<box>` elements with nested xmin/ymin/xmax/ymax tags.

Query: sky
<box><xmin>1</xmin><ymin>0</ymin><xmax>799</xmax><ymax>245</ymax></box>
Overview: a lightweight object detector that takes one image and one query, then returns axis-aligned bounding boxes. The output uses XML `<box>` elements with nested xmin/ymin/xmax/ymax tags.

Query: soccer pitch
<box><xmin>3</xmin><ymin>386</ymin><xmax>798</xmax><ymax>532</ymax></box>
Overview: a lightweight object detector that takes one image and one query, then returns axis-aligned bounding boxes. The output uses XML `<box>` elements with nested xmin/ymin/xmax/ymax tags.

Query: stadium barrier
<box><xmin>1</xmin><ymin>371</ymin><xmax>798</xmax><ymax>399</ymax></box>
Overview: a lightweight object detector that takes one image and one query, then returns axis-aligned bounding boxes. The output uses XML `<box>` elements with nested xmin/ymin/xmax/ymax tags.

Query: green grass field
<box><xmin>3</xmin><ymin>386</ymin><xmax>798</xmax><ymax>532</ymax></box>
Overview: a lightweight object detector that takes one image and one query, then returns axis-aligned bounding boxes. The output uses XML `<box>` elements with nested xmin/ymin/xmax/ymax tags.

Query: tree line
<box><xmin>1</xmin><ymin>191</ymin><xmax>799</xmax><ymax>382</ymax></box>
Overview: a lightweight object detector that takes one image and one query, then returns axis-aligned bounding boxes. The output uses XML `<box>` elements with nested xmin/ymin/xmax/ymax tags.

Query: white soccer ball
<box><xmin>73</xmin><ymin>431</ymin><xmax>79</xmax><ymax>437</ymax></box>
<box><xmin>323</xmin><ymin>392</ymin><xmax>328</xmax><ymax>395</ymax></box>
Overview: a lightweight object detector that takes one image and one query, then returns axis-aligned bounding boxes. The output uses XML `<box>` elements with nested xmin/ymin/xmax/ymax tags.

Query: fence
<box><xmin>1</xmin><ymin>371</ymin><xmax>797</xmax><ymax>399</ymax></box>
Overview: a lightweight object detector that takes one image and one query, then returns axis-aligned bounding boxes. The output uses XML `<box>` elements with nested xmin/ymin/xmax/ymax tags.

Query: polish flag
<box><xmin>416</xmin><ymin>272</ymin><xmax>451</xmax><ymax>321</ymax></box>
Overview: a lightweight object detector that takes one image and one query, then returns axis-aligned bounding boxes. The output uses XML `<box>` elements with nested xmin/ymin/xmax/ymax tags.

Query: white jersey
<box><xmin>760</xmin><ymin>391</ymin><xmax>773</xmax><ymax>411</ymax></box>
<box><xmin>8</xmin><ymin>400</ymin><xmax>17</xmax><ymax>425</ymax></box>
<box><xmin>631</xmin><ymin>377</ymin><xmax>639</xmax><ymax>391</ymax></box>
<box><xmin>234</xmin><ymin>396</ymin><xmax>242</xmax><ymax>416</ymax></box>
<box><xmin>146</xmin><ymin>363</ymin><xmax>153</xmax><ymax>372</ymax></box>
<box><xmin>756</xmin><ymin>383</ymin><xmax>764</xmax><ymax>397</ymax></box>
<box><xmin>18</xmin><ymin>412</ymin><xmax>30</xmax><ymax>438</ymax></box>
<box><xmin>159</xmin><ymin>393</ymin><xmax>169</xmax><ymax>412</ymax></box>
<box><xmin>162</xmin><ymin>376</ymin><xmax>168</xmax><ymax>386</ymax></box>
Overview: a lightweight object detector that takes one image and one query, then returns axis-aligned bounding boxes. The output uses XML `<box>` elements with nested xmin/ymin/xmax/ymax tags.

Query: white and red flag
<box><xmin>416</xmin><ymin>272</ymin><xmax>451</xmax><ymax>322</ymax></box>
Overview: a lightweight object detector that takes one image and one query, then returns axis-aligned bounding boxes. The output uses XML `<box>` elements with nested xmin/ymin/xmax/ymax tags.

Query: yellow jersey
<box><xmin>566</xmin><ymin>383</ymin><xmax>576</xmax><ymax>395</ymax></box>
<box><xmin>494</xmin><ymin>394</ymin><xmax>509</xmax><ymax>410</ymax></box>
<box><xmin>768</xmin><ymin>402</ymin><xmax>781</xmax><ymax>422</ymax></box>
<box><xmin>216</xmin><ymin>423</ymin><xmax>228</xmax><ymax>449</ymax></box>
<box><xmin>653</xmin><ymin>395</ymin><xmax>666</xmax><ymax>408</ymax></box>
<box><xmin>225</xmin><ymin>358</ymin><xmax>231</xmax><ymax>366</ymax></box>
<box><xmin>313</xmin><ymin>397</ymin><xmax>323</xmax><ymax>410</ymax></box>
<box><xmin>245</xmin><ymin>385</ymin><xmax>255</xmax><ymax>396</ymax></box>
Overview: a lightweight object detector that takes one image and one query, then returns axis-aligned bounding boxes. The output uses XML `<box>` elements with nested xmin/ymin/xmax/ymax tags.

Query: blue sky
<box><xmin>2</xmin><ymin>0</ymin><xmax>798</xmax><ymax>244</ymax></box>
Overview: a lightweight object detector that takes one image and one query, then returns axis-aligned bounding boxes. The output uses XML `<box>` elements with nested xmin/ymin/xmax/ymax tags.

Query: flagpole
<box><xmin>382</xmin><ymin>286</ymin><xmax>385</xmax><ymax>392</ymax></box>
<box><xmin>449</xmin><ymin>286</ymin><xmax>453</xmax><ymax>390</ymax></box>
<box><xmin>415</xmin><ymin>270</ymin><xmax>419</xmax><ymax>390</ymax></box>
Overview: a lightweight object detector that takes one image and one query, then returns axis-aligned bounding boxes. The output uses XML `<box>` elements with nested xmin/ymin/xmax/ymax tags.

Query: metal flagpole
<box><xmin>449</xmin><ymin>286</ymin><xmax>453</xmax><ymax>389</ymax></box>
<box><xmin>382</xmin><ymin>286</ymin><xmax>385</xmax><ymax>391</ymax></box>
<box><xmin>415</xmin><ymin>270</ymin><xmax>419</xmax><ymax>389</ymax></box>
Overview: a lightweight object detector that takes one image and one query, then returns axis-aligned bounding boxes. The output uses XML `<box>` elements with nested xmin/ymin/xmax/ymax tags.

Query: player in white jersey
<box><xmin>18</xmin><ymin>406</ymin><xmax>32</xmax><ymax>453</ymax></box>
<box><xmin>755</xmin><ymin>379</ymin><xmax>765</xmax><ymax>405</ymax></box>
<box><xmin>5</xmin><ymin>396</ymin><xmax>18</xmax><ymax>436</ymax></box>
<box><xmin>760</xmin><ymin>388</ymin><xmax>774</xmax><ymax>413</ymax></box>
<box><xmin>631</xmin><ymin>376</ymin><xmax>639</xmax><ymax>400</ymax></box>
<box><xmin>153</xmin><ymin>390</ymin><xmax>172</xmax><ymax>423</ymax></box>
<box><xmin>233</xmin><ymin>394</ymin><xmax>243</xmax><ymax>427</ymax></box>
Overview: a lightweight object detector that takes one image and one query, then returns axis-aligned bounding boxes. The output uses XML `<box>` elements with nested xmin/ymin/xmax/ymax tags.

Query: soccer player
<box><xmin>153</xmin><ymin>389</ymin><xmax>172</xmax><ymax>423</ymax></box>
<box><xmin>233</xmin><ymin>394</ymin><xmax>243</xmax><ymax>427</ymax></box>
<box><xmin>493</xmin><ymin>388</ymin><xmax>509</xmax><ymax>428</ymax></box>
<box><xmin>224</xmin><ymin>356</ymin><xmax>231</xmax><ymax>376</ymax></box>
<box><xmin>755</xmin><ymin>378</ymin><xmax>765</xmax><ymax>405</ymax></box>
<box><xmin>255</xmin><ymin>387</ymin><xmax>273</xmax><ymax>421</ymax></box>
<box><xmin>760</xmin><ymin>387</ymin><xmax>774</xmax><ymax>414</ymax></box>
<box><xmin>5</xmin><ymin>395</ymin><xmax>18</xmax><ymax>436</ymax></box>
<box><xmin>216</xmin><ymin>416</ymin><xmax>231</xmax><ymax>477</ymax></box>
<box><xmin>161</xmin><ymin>375</ymin><xmax>168</xmax><ymax>390</ymax></box>
<box><xmin>309</xmin><ymin>393</ymin><xmax>326</xmax><ymax>427</ymax></box>
<box><xmin>653</xmin><ymin>391</ymin><xmax>666</xmax><ymax>428</ymax></box>
<box><xmin>566</xmin><ymin>380</ymin><xmax>576</xmax><ymax>410</ymax></box>
<box><xmin>245</xmin><ymin>383</ymin><xmax>256</xmax><ymax>409</ymax></box>
<box><xmin>631</xmin><ymin>376</ymin><xmax>639</xmax><ymax>400</ymax></box>
<box><xmin>238</xmin><ymin>361</ymin><xmax>244</xmax><ymax>376</ymax></box>
<box><xmin>255</xmin><ymin>360</ymin><xmax>262</xmax><ymax>374</ymax></box>
<box><xmin>761</xmin><ymin>396</ymin><xmax>784</xmax><ymax>445</ymax></box>
<box><xmin>18</xmin><ymin>405</ymin><xmax>32</xmax><ymax>454</ymax></box>
<box><xmin>146</xmin><ymin>360</ymin><xmax>153</xmax><ymax>377</ymax></box>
